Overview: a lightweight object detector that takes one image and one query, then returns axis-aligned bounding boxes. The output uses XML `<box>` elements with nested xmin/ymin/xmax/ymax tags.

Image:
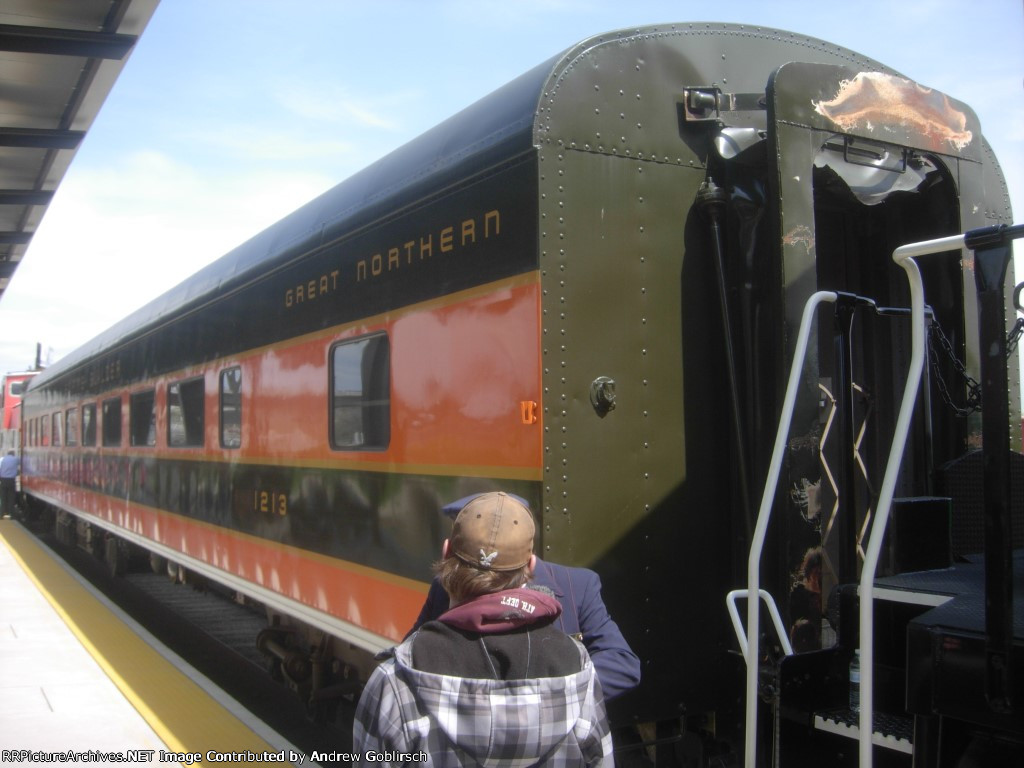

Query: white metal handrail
<box><xmin>854</xmin><ymin>233</ymin><xmax>965</xmax><ymax>768</ymax></box>
<box><xmin>740</xmin><ymin>233</ymin><xmax>962</xmax><ymax>768</ymax></box>
<box><xmin>727</xmin><ymin>589</ymin><xmax>794</xmax><ymax>661</ymax></box>
<box><xmin>743</xmin><ymin>290</ymin><xmax>837</xmax><ymax>768</ymax></box>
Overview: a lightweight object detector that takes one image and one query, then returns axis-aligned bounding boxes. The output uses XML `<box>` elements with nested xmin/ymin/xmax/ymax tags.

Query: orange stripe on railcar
<box><xmin>239</xmin><ymin>276</ymin><xmax>543</xmax><ymax>469</ymax></box>
<box><xmin>25</xmin><ymin>275</ymin><xmax>542</xmax><ymax>474</ymax></box>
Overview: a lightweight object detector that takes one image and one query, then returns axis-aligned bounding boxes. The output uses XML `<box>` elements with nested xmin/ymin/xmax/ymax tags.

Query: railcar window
<box><xmin>65</xmin><ymin>407</ymin><xmax>79</xmax><ymax>446</ymax></box>
<box><xmin>219</xmin><ymin>367</ymin><xmax>242</xmax><ymax>449</ymax></box>
<box><xmin>330</xmin><ymin>334</ymin><xmax>391</xmax><ymax>450</ymax></box>
<box><xmin>9</xmin><ymin>381</ymin><xmax>25</xmax><ymax>397</ymax></box>
<box><xmin>51</xmin><ymin>413</ymin><xmax>61</xmax><ymax>446</ymax></box>
<box><xmin>42</xmin><ymin>415</ymin><xmax>50</xmax><ymax>446</ymax></box>
<box><xmin>130</xmin><ymin>390</ymin><xmax>156</xmax><ymax>447</ymax></box>
<box><xmin>168</xmin><ymin>377</ymin><xmax>205</xmax><ymax>447</ymax></box>
<box><xmin>102</xmin><ymin>397</ymin><xmax>122</xmax><ymax>447</ymax></box>
<box><xmin>82</xmin><ymin>404</ymin><xmax>97</xmax><ymax>447</ymax></box>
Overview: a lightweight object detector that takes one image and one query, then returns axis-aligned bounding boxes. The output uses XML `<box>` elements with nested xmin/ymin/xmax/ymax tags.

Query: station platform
<box><xmin>0</xmin><ymin>519</ymin><xmax>308</xmax><ymax>766</ymax></box>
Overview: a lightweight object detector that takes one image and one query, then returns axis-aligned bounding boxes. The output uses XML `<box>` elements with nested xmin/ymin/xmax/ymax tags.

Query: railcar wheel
<box><xmin>149</xmin><ymin>551</ymin><xmax>166</xmax><ymax>575</ymax></box>
<box><xmin>54</xmin><ymin>510</ymin><xmax>73</xmax><ymax>546</ymax></box>
<box><xmin>268</xmin><ymin>657</ymin><xmax>284</xmax><ymax>683</ymax></box>
<box><xmin>82</xmin><ymin>522</ymin><xmax>102</xmax><ymax>559</ymax></box>
<box><xmin>104</xmin><ymin>535</ymin><xmax>124</xmax><ymax>577</ymax></box>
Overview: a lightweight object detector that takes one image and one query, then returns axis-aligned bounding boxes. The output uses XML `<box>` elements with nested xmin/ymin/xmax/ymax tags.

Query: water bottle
<box><xmin>849</xmin><ymin>649</ymin><xmax>861</xmax><ymax>713</ymax></box>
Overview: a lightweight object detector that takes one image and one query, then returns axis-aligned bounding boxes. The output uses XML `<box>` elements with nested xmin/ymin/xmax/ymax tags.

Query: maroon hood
<box><xmin>439</xmin><ymin>586</ymin><xmax>562</xmax><ymax>634</ymax></box>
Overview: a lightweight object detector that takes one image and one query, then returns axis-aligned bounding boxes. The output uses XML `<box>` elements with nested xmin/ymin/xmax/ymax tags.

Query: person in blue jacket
<box><xmin>408</xmin><ymin>493</ymin><xmax>641</xmax><ymax>701</ymax></box>
<box><xmin>0</xmin><ymin>450</ymin><xmax>19</xmax><ymax>519</ymax></box>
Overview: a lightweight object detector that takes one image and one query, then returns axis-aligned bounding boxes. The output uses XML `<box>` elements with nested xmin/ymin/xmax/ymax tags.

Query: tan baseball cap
<box><xmin>450</xmin><ymin>492</ymin><xmax>535</xmax><ymax>571</ymax></box>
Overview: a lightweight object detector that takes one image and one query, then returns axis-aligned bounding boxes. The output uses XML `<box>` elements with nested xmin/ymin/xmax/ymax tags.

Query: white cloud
<box><xmin>274</xmin><ymin>83</ymin><xmax>409</xmax><ymax>131</ymax></box>
<box><xmin>1</xmin><ymin>149</ymin><xmax>335</xmax><ymax>373</ymax></box>
<box><xmin>181</xmin><ymin>123</ymin><xmax>357</xmax><ymax>162</ymax></box>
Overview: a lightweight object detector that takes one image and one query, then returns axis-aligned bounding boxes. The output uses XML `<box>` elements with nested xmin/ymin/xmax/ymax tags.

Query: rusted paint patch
<box><xmin>783</xmin><ymin>224</ymin><xmax>815</xmax><ymax>256</ymax></box>
<box><xmin>813</xmin><ymin>72</ymin><xmax>973</xmax><ymax>151</ymax></box>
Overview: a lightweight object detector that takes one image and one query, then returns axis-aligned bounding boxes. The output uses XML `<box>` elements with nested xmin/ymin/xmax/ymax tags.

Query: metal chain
<box><xmin>927</xmin><ymin>315</ymin><xmax>1023</xmax><ymax>416</ymax></box>
<box><xmin>928</xmin><ymin>321</ymin><xmax>982</xmax><ymax>417</ymax></box>
<box><xmin>1006</xmin><ymin>317</ymin><xmax>1024</xmax><ymax>357</ymax></box>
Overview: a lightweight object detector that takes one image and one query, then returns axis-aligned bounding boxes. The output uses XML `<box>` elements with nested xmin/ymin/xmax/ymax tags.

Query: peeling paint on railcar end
<box><xmin>812</xmin><ymin>72</ymin><xmax>973</xmax><ymax>152</ymax></box>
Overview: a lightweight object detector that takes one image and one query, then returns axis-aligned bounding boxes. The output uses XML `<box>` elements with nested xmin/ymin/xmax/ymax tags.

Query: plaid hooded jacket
<box><xmin>353</xmin><ymin>635</ymin><xmax>612</xmax><ymax>767</ymax></box>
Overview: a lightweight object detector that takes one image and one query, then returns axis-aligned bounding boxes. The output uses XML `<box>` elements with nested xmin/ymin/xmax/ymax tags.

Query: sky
<box><xmin>1</xmin><ymin>0</ymin><xmax>1022</xmax><ymax>377</ymax></box>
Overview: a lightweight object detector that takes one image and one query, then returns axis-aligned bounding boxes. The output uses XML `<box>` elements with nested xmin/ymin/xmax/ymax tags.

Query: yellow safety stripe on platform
<box><xmin>0</xmin><ymin>521</ymin><xmax>295</xmax><ymax>766</ymax></box>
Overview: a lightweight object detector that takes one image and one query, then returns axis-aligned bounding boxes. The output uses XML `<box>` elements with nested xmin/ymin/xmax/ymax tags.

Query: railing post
<box><xmin>854</xmin><ymin>234</ymin><xmax>967</xmax><ymax>768</ymax></box>
<box><xmin>744</xmin><ymin>291</ymin><xmax>837</xmax><ymax>768</ymax></box>
<box><xmin>965</xmin><ymin>223</ymin><xmax>1024</xmax><ymax>713</ymax></box>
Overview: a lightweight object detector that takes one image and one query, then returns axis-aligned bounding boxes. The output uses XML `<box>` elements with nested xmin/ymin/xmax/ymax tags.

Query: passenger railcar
<box><xmin>20</xmin><ymin>23</ymin><xmax>1022</xmax><ymax>766</ymax></box>
<box><xmin>1</xmin><ymin>370</ymin><xmax>37</xmax><ymax>453</ymax></box>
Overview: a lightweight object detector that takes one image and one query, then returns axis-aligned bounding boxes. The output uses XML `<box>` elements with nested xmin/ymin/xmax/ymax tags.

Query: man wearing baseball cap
<box><xmin>407</xmin><ymin>493</ymin><xmax>641</xmax><ymax>702</ymax></box>
<box><xmin>354</xmin><ymin>491</ymin><xmax>612</xmax><ymax>766</ymax></box>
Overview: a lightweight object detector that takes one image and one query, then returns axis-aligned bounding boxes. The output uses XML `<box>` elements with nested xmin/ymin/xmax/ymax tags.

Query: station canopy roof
<box><xmin>0</xmin><ymin>0</ymin><xmax>159</xmax><ymax>303</ymax></box>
